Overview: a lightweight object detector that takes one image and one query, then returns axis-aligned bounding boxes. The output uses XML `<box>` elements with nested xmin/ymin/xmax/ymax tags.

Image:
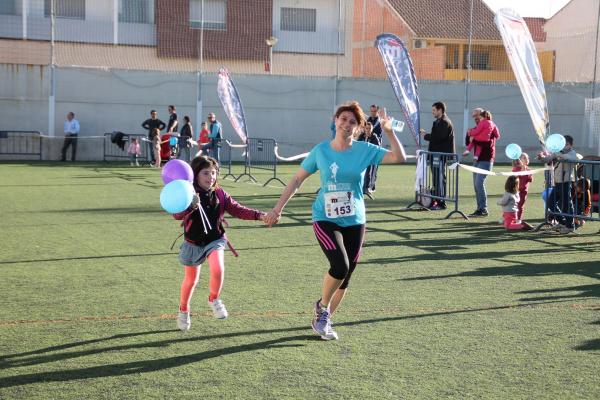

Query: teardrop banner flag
<box><xmin>495</xmin><ymin>8</ymin><xmax>549</xmax><ymax>146</ymax></box>
<box><xmin>217</xmin><ymin>67</ymin><xmax>248</xmax><ymax>143</ymax></box>
<box><xmin>375</xmin><ymin>33</ymin><xmax>421</xmax><ymax>147</ymax></box>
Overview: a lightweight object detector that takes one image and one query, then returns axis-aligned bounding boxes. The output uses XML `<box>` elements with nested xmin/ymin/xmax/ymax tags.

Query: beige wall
<box><xmin>0</xmin><ymin>39</ymin><xmax>357</xmax><ymax>77</ymax></box>
<box><xmin>0</xmin><ymin>40</ymin><xmax>50</xmax><ymax>65</ymax></box>
<box><xmin>542</xmin><ymin>0</ymin><xmax>600</xmax><ymax>82</ymax></box>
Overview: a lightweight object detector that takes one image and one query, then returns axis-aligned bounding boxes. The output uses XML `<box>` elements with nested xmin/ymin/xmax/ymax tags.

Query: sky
<box><xmin>483</xmin><ymin>0</ymin><xmax>572</xmax><ymax>18</ymax></box>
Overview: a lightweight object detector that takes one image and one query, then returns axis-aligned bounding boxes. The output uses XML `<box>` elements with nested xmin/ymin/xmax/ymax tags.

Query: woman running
<box><xmin>264</xmin><ymin>101</ymin><xmax>407</xmax><ymax>340</ymax></box>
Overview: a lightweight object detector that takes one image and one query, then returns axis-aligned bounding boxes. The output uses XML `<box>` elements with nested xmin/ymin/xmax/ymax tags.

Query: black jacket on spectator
<box><xmin>424</xmin><ymin>114</ymin><xmax>455</xmax><ymax>154</ymax></box>
<box><xmin>142</xmin><ymin>118</ymin><xmax>166</xmax><ymax>138</ymax></box>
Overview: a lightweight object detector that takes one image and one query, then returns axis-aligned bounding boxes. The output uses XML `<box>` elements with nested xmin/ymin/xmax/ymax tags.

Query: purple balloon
<box><xmin>161</xmin><ymin>159</ymin><xmax>193</xmax><ymax>184</ymax></box>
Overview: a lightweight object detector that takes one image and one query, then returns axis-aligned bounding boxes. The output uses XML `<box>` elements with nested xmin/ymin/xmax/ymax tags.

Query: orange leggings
<box><xmin>179</xmin><ymin>250</ymin><xmax>224</xmax><ymax>312</ymax></box>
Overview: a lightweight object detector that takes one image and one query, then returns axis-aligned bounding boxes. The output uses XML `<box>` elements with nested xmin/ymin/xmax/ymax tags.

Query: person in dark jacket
<box><xmin>178</xmin><ymin>115</ymin><xmax>194</xmax><ymax>163</ymax></box>
<box><xmin>420</xmin><ymin>102</ymin><xmax>455</xmax><ymax>209</ymax></box>
<box><xmin>141</xmin><ymin>110</ymin><xmax>166</xmax><ymax>165</ymax></box>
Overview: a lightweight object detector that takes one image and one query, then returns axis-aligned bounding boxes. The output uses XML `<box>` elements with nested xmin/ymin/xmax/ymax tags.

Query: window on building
<box><xmin>0</xmin><ymin>0</ymin><xmax>21</xmax><ymax>16</ymax></box>
<box><xmin>468</xmin><ymin>51</ymin><xmax>491</xmax><ymax>70</ymax></box>
<box><xmin>189</xmin><ymin>0</ymin><xmax>226</xmax><ymax>30</ymax></box>
<box><xmin>119</xmin><ymin>0</ymin><xmax>154</xmax><ymax>24</ymax></box>
<box><xmin>280</xmin><ymin>7</ymin><xmax>316</xmax><ymax>32</ymax></box>
<box><xmin>445</xmin><ymin>44</ymin><xmax>460</xmax><ymax>69</ymax></box>
<box><xmin>44</xmin><ymin>0</ymin><xmax>85</xmax><ymax>20</ymax></box>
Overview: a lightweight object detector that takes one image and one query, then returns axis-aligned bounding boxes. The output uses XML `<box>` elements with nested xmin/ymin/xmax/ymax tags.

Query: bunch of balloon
<box><xmin>159</xmin><ymin>160</ymin><xmax>195</xmax><ymax>214</ymax></box>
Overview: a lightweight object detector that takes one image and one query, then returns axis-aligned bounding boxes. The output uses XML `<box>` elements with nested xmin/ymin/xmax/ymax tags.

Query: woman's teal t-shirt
<box><xmin>300</xmin><ymin>140</ymin><xmax>387</xmax><ymax>227</ymax></box>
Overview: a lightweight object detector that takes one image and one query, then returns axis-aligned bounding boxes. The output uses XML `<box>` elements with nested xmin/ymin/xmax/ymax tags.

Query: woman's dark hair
<box><xmin>334</xmin><ymin>101</ymin><xmax>366</xmax><ymax>129</ymax></box>
<box><xmin>505</xmin><ymin>175</ymin><xmax>519</xmax><ymax>194</ymax></box>
<box><xmin>190</xmin><ymin>156</ymin><xmax>220</xmax><ymax>191</ymax></box>
<box><xmin>184</xmin><ymin>115</ymin><xmax>190</xmax><ymax>123</ymax></box>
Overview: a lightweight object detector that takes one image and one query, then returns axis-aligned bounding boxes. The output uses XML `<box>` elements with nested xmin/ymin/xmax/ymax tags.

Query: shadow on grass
<box><xmin>574</xmin><ymin>339</ymin><xmax>600</xmax><ymax>351</ymax></box>
<box><xmin>400</xmin><ymin>261</ymin><xmax>599</xmax><ymax>286</ymax></box>
<box><xmin>0</xmin><ymin>252</ymin><xmax>175</xmax><ymax>265</ymax></box>
<box><xmin>0</xmin><ymin>300</ymin><xmax>571</xmax><ymax>386</ymax></box>
<box><xmin>360</xmin><ymin>219</ymin><xmax>600</xmax><ymax>264</ymax></box>
<box><xmin>0</xmin><ymin>242</ymin><xmax>319</xmax><ymax>266</ymax></box>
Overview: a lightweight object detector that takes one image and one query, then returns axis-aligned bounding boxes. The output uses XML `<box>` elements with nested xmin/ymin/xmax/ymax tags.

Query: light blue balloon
<box><xmin>505</xmin><ymin>143</ymin><xmax>522</xmax><ymax>160</ymax></box>
<box><xmin>169</xmin><ymin>136</ymin><xmax>178</xmax><ymax>146</ymax></box>
<box><xmin>160</xmin><ymin>179</ymin><xmax>195</xmax><ymax>214</ymax></box>
<box><xmin>546</xmin><ymin>133</ymin><xmax>566</xmax><ymax>153</ymax></box>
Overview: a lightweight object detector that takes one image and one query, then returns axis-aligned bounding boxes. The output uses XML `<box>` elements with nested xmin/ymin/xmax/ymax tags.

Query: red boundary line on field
<box><xmin>0</xmin><ymin>303</ymin><xmax>597</xmax><ymax>327</ymax></box>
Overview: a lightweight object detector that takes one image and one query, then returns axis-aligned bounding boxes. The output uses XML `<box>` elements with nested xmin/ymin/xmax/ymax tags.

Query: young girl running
<box><xmin>173</xmin><ymin>156</ymin><xmax>267</xmax><ymax>331</ymax></box>
<box><xmin>264</xmin><ymin>101</ymin><xmax>407</xmax><ymax>340</ymax></box>
<box><xmin>497</xmin><ymin>176</ymin><xmax>533</xmax><ymax>231</ymax></box>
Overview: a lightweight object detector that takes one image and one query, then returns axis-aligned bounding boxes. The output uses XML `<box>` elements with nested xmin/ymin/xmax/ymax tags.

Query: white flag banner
<box><xmin>217</xmin><ymin>67</ymin><xmax>248</xmax><ymax>143</ymax></box>
<box><xmin>495</xmin><ymin>8</ymin><xmax>549</xmax><ymax>145</ymax></box>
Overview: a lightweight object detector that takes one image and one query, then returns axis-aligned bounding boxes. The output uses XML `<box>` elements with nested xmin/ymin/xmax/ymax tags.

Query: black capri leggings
<box><xmin>312</xmin><ymin>221</ymin><xmax>365</xmax><ymax>289</ymax></box>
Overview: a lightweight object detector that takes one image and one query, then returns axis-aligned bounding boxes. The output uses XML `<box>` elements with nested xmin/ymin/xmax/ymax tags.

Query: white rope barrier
<box><xmin>274</xmin><ymin>145</ymin><xmax>309</xmax><ymax>161</ymax></box>
<box><xmin>448</xmin><ymin>162</ymin><xmax>552</xmax><ymax>176</ymax></box>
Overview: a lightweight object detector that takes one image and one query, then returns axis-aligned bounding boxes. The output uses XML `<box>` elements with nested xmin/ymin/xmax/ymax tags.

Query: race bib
<box><xmin>324</xmin><ymin>191</ymin><xmax>355</xmax><ymax>218</ymax></box>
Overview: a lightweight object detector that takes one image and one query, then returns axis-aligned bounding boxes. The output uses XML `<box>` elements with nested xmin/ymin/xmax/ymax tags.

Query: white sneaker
<box><xmin>177</xmin><ymin>311</ymin><xmax>191</xmax><ymax>331</ymax></box>
<box><xmin>209</xmin><ymin>299</ymin><xmax>228</xmax><ymax>319</ymax></box>
<box><xmin>320</xmin><ymin>323</ymin><xmax>339</xmax><ymax>341</ymax></box>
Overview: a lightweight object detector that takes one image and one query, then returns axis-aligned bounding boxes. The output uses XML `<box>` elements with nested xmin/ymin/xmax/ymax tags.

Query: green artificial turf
<box><xmin>0</xmin><ymin>161</ymin><xmax>598</xmax><ymax>399</ymax></box>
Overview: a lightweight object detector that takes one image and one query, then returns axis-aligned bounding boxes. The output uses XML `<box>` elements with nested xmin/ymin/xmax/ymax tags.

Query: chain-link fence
<box><xmin>1</xmin><ymin>0</ymin><xmax>599</xmax><ymax>159</ymax></box>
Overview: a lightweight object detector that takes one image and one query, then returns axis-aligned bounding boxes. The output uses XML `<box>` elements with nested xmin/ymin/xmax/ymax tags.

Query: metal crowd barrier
<box><xmin>237</xmin><ymin>138</ymin><xmax>286</xmax><ymax>187</ymax></box>
<box><xmin>0</xmin><ymin>131</ymin><xmax>43</xmax><ymax>160</ymax></box>
<box><xmin>538</xmin><ymin>157</ymin><xmax>600</xmax><ymax>230</ymax></box>
<box><xmin>221</xmin><ymin>139</ymin><xmax>236</xmax><ymax>180</ymax></box>
<box><xmin>103</xmin><ymin>132</ymin><xmax>148</xmax><ymax>161</ymax></box>
<box><xmin>407</xmin><ymin>150</ymin><xmax>467</xmax><ymax>219</ymax></box>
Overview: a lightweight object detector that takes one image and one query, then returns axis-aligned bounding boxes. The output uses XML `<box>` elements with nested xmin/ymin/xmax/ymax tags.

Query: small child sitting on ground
<box><xmin>497</xmin><ymin>175</ymin><xmax>534</xmax><ymax>231</ymax></box>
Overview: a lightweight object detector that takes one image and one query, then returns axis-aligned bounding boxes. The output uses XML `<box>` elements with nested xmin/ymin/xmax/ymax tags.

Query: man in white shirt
<box><xmin>60</xmin><ymin>112</ymin><xmax>80</xmax><ymax>161</ymax></box>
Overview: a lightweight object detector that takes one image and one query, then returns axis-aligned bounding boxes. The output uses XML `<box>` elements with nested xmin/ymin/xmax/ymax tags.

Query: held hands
<box><xmin>263</xmin><ymin>209</ymin><xmax>282</xmax><ymax>227</ymax></box>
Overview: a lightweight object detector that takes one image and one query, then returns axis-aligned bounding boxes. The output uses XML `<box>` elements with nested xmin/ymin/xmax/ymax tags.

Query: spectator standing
<box><xmin>178</xmin><ymin>115</ymin><xmax>194</xmax><ymax>163</ymax></box>
<box><xmin>141</xmin><ymin>110</ymin><xmax>166</xmax><ymax>165</ymax></box>
<box><xmin>127</xmin><ymin>137</ymin><xmax>141</xmax><ymax>166</ymax></box>
<box><xmin>201</xmin><ymin>113</ymin><xmax>223</xmax><ymax>163</ymax></box>
<box><xmin>420</xmin><ymin>102</ymin><xmax>455</xmax><ymax>210</ymax></box>
<box><xmin>538</xmin><ymin>135</ymin><xmax>578</xmax><ymax>233</ymax></box>
<box><xmin>60</xmin><ymin>112</ymin><xmax>80</xmax><ymax>162</ymax></box>
<box><xmin>364</xmin><ymin>104</ymin><xmax>383</xmax><ymax>195</ymax></box>
<box><xmin>167</xmin><ymin>105</ymin><xmax>178</xmax><ymax>134</ymax></box>
<box><xmin>199</xmin><ymin>122</ymin><xmax>210</xmax><ymax>145</ymax></box>
<box><xmin>512</xmin><ymin>153</ymin><xmax>532</xmax><ymax>221</ymax></box>
<box><xmin>468</xmin><ymin>108</ymin><xmax>499</xmax><ymax>217</ymax></box>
